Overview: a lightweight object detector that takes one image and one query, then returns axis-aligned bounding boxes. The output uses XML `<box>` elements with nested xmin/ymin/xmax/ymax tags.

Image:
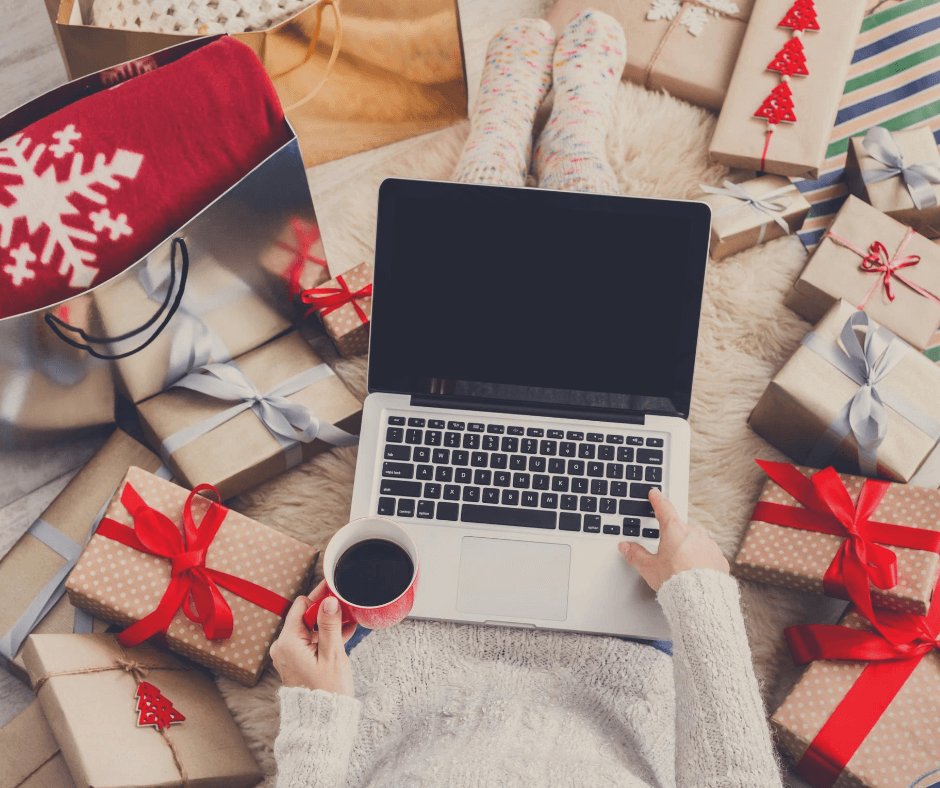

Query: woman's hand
<box><xmin>618</xmin><ymin>488</ymin><xmax>729</xmax><ymax>592</ymax></box>
<box><xmin>270</xmin><ymin>580</ymin><xmax>358</xmax><ymax>697</ymax></box>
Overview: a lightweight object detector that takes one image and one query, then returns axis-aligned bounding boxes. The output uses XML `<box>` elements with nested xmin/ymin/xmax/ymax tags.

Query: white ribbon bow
<box><xmin>700</xmin><ymin>180</ymin><xmax>794</xmax><ymax>245</ymax></box>
<box><xmin>861</xmin><ymin>126</ymin><xmax>940</xmax><ymax>211</ymax></box>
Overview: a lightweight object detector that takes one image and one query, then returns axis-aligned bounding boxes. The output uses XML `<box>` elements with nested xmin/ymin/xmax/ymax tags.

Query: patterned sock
<box><xmin>532</xmin><ymin>10</ymin><xmax>627</xmax><ymax>194</ymax></box>
<box><xmin>452</xmin><ymin>19</ymin><xmax>557</xmax><ymax>187</ymax></box>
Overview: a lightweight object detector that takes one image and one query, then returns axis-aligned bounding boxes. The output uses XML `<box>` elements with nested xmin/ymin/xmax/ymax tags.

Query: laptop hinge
<box><xmin>409</xmin><ymin>395</ymin><xmax>646</xmax><ymax>425</ymax></box>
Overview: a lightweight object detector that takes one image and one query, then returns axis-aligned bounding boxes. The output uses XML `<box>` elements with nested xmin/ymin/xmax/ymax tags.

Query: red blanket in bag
<box><xmin>0</xmin><ymin>37</ymin><xmax>290</xmax><ymax>320</ymax></box>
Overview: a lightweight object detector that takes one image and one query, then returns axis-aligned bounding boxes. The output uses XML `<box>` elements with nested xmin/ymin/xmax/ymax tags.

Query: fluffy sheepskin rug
<box><xmin>221</xmin><ymin>79</ymin><xmax>832</xmax><ymax>785</ymax></box>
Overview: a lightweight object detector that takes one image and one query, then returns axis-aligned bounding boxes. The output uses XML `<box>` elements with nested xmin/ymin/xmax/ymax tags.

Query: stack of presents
<box><xmin>2</xmin><ymin>0</ymin><xmax>940</xmax><ymax>785</ymax></box>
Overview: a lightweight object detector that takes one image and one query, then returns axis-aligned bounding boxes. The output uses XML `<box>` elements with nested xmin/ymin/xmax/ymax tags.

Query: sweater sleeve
<box><xmin>657</xmin><ymin>568</ymin><xmax>784</xmax><ymax>788</ymax></box>
<box><xmin>274</xmin><ymin>687</ymin><xmax>362</xmax><ymax>788</ymax></box>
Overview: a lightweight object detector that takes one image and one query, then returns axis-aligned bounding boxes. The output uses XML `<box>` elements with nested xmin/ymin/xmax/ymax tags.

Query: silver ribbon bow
<box><xmin>803</xmin><ymin>311</ymin><xmax>940</xmax><ymax>476</ymax></box>
<box><xmin>700</xmin><ymin>180</ymin><xmax>794</xmax><ymax>245</ymax></box>
<box><xmin>861</xmin><ymin>126</ymin><xmax>940</xmax><ymax>211</ymax></box>
<box><xmin>161</xmin><ymin>361</ymin><xmax>358</xmax><ymax>469</ymax></box>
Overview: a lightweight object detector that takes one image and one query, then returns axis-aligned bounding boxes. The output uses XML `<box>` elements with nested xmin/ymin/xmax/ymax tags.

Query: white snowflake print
<box><xmin>647</xmin><ymin>0</ymin><xmax>741</xmax><ymax>36</ymax></box>
<box><xmin>0</xmin><ymin>124</ymin><xmax>143</xmax><ymax>290</ymax></box>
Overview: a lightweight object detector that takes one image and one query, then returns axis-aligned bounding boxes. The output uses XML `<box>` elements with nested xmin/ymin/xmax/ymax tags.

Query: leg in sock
<box><xmin>532</xmin><ymin>10</ymin><xmax>627</xmax><ymax>194</ymax></box>
<box><xmin>452</xmin><ymin>18</ymin><xmax>556</xmax><ymax>187</ymax></box>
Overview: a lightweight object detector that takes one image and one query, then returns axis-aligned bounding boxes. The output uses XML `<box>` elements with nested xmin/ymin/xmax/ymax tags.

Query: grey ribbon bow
<box><xmin>161</xmin><ymin>361</ymin><xmax>358</xmax><ymax>468</ymax></box>
<box><xmin>861</xmin><ymin>126</ymin><xmax>940</xmax><ymax>211</ymax></box>
<box><xmin>700</xmin><ymin>180</ymin><xmax>794</xmax><ymax>245</ymax></box>
<box><xmin>803</xmin><ymin>311</ymin><xmax>940</xmax><ymax>476</ymax></box>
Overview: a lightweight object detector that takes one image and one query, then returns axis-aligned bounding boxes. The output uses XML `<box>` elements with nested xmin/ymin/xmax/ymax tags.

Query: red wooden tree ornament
<box><xmin>767</xmin><ymin>37</ymin><xmax>809</xmax><ymax>77</ymax></box>
<box><xmin>754</xmin><ymin>82</ymin><xmax>798</xmax><ymax>125</ymax></box>
<box><xmin>135</xmin><ymin>681</ymin><xmax>186</xmax><ymax>730</ymax></box>
<box><xmin>778</xmin><ymin>0</ymin><xmax>820</xmax><ymax>32</ymax></box>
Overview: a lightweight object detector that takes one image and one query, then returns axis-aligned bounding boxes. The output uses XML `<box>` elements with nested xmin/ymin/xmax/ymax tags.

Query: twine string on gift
<box><xmin>801</xmin><ymin>310</ymin><xmax>940</xmax><ymax>475</ymax></box>
<box><xmin>281</xmin><ymin>0</ymin><xmax>344</xmax><ymax>113</ymax></box>
<box><xmin>699</xmin><ymin>180</ymin><xmax>793</xmax><ymax>245</ymax></box>
<box><xmin>300</xmin><ymin>273</ymin><xmax>372</xmax><ymax>321</ymax></box>
<box><xmin>279</xmin><ymin>218</ymin><xmax>328</xmax><ymax>301</ymax></box>
<box><xmin>861</xmin><ymin>126</ymin><xmax>940</xmax><ymax>211</ymax></box>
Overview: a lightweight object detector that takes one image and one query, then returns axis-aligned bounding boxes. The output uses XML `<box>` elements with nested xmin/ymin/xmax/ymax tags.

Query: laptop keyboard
<box><xmin>375</xmin><ymin>413</ymin><xmax>665</xmax><ymax>540</ymax></box>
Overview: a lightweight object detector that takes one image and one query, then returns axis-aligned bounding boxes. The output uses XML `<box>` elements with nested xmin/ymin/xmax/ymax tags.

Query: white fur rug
<box><xmin>221</xmin><ymin>80</ymin><xmax>828</xmax><ymax>784</ymax></box>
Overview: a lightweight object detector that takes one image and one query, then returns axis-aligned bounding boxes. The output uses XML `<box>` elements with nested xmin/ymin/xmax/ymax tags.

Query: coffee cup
<box><xmin>302</xmin><ymin>516</ymin><xmax>419</xmax><ymax>630</ymax></box>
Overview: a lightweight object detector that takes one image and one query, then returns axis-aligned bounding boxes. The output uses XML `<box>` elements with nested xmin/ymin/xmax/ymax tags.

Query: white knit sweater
<box><xmin>274</xmin><ymin>569</ymin><xmax>783</xmax><ymax>787</ymax></box>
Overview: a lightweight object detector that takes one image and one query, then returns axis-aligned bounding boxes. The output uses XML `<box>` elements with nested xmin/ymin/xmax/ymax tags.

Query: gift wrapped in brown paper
<box><xmin>260</xmin><ymin>216</ymin><xmax>330</xmax><ymax>305</ymax></box>
<box><xmin>749</xmin><ymin>300</ymin><xmax>940</xmax><ymax>485</ymax></box>
<box><xmin>709</xmin><ymin>0</ymin><xmax>866</xmax><ymax>178</ymax></box>
<box><xmin>65</xmin><ymin>467</ymin><xmax>319</xmax><ymax>685</ymax></box>
<box><xmin>547</xmin><ymin>0</ymin><xmax>754</xmax><ymax>110</ymax></box>
<box><xmin>0</xmin><ymin>700</ymin><xmax>75</xmax><ymax>788</ymax></box>
<box><xmin>137</xmin><ymin>331</ymin><xmax>361</xmax><ymax>499</ymax></box>
<box><xmin>784</xmin><ymin>195</ymin><xmax>940</xmax><ymax>350</ymax></box>
<box><xmin>844</xmin><ymin>125</ymin><xmax>940</xmax><ymax>239</ymax></box>
<box><xmin>698</xmin><ymin>175</ymin><xmax>811</xmax><ymax>259</ymax></box>
<box><xmin>734</xmin><ymin>460</ymin><xmax>940</xmax><ymax>616</ymax></box>
<box><xmin>301</xmin><ymin>261</ymin><xmax>372</xmax><ymax>357</ymax></box>
<box><xmin>0</xmin><ymin>429</ymin><xmax>168</xmax><ymax>686</ymax></box>
<box><xmin>23</xmin><ymin>634</ymin><xmax>262</xmax><ymax>788</ymax></box>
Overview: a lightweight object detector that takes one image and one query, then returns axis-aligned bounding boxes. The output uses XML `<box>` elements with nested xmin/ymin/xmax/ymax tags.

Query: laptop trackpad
<box><xmin>456</xmin><ymin>537</ymin><xmax>570</xmax><ymax>622</ymax></box>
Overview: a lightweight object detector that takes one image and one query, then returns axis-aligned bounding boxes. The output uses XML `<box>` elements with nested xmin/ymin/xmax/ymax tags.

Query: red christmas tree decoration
<box><xmin>766</xmin><ymin>38</ymin><xmax>809</xmax><ymax>77</ymax></box>
<box><xmin>135</xmin><ymin>681</ymin><xmax>186</xmax><ymax>730</ymax></box>
<box><xmin>754</xmin><ymin>82</ymin><xmax>798</xmax><ymax>125</ymax></box>
<box><xmin>778</xmin><ymin>0</ymin><xmax>820</xmax><ymax>32</ymax></box>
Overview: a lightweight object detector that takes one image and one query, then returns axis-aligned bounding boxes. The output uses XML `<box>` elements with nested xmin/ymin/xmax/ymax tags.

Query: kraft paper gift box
<box><xmin>65</xmin><ymin>467</ymin><xmax>319</xmax><ymax>685</ymax></box>
<box><xmin>300</xmin><ymin>261</ymin><xmax>373</xmax><ymax>358</ymax></box>
<box><xmin>784</xmin><ymin>195</ymin><xmax>940</xmax><ymax>350</ymax></box>
<box><xmin>23</xmin><ymin>634</ymin><xmax>262</xmax><ymax>788</ymax></box>
<box><xmin>136</xmin><ymin>330</ymin><xmax>362</xmax><ymax>500</ymax></box>
<box><xmin>0</xmin><ymin>700</ymin><xmax>75</xmax><ymax>788</ymax></box>
<box><xmin>709</xmin><ymin>0</ymin><xmax>866</xmax><ymax>178</ymax></box>
<box><xmin>749</xmin><ymin>300</ymin><xmax>940</xmax><ymax>485</ymax></box>
<box><xmin>547</xmin><ymin>0</ymin><xmax>755</xmax><ymax>111</ymax></box>
<box><xmin>698</xmin><ymin>175</ymin><xmax>811</xmax><ymax>260</ymax></box>
<box><xmin>844</xmin><ymin>125</ymin><xmax>940</xmax><ymax>239</ymax></box>
<box><xmin>0</xmin><ymin>428</ymin><xmax>167</xmax><ymax>686</ymax></box>
<box><xmin>260</xmin><ymin>216</ymin><xmax>330</xmax><ymax>304</ymax></box>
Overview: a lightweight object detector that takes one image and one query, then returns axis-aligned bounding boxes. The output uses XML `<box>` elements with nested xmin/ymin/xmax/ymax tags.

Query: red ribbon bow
<box><xmin>96</xmin><ymin>483</ymin><xmax>291</xmax><ymax>647</ymax></box>
<box><xmin>278</xmin><ymin>218</ymin><xmax>328</xmax><ymax>301</ymax></box>
<box><xmin>300</xmin><ymin>274</ymin><xmax>372</xmax><ymax>322</ymax></box>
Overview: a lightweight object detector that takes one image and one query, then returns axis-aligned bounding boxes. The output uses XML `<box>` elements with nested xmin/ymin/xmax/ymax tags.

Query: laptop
<box><xmin>349</xmin><ymin>178</ymin><xmax>711</xmax><ymax>640</ymax></box>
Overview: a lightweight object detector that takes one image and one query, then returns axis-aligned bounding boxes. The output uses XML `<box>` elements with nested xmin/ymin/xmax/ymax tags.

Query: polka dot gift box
<box><xmin>65</xmin><ymin>466</ymin><xmax>319</xmax><ymax>686</ymax></box>
<box><xmin>301</xmin><ymin>261</ymin><xmax>373</xmax><ymax>358</ymax></box>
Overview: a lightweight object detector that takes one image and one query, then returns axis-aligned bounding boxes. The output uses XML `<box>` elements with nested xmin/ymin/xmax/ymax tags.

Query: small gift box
<box><xmin>301</xmin><ymin>261</ymin><xmax>373</xmax><ymax>358</ymax></box>
<box><xmin>698</xmin><ymin>175</ymin><xmax>811</xmax><ymax>259</ymax></box>
<box><xmin>137</xmin><ymin>330</ymin><xmax>362</xmax><ymax>500</ymax></box>
<box><xmin>733</xmin><ymin>460</ymin><xmax>940</xmax><ymax>617</ymax></box>
<box><xmin>844</xmin><ymin>125</ymin><xmax>940</xmax><ymax>239</ymax></box>
<box><xmin>785</xmin><ymin>195</ymin><xmax>940</xmax><ymax>350</ymax></box>
<box><xmin>749</xmin><ymin>300</ymin><xmax>940</xmax><ymax>484</ymax></box>
<box><xmin>23</xmin><ymin>634</ymin><xmax>262</xmax><ymax>788</ymax></box>
<box><xmin>260</xmin><ymin>216</ymin><xmax>331</xmax><ymax>303</ymax></box>
<box><xmin>772</xmin><ymin>602</ymin><xmax>940</xmax><ymax>788</ymax></box>
<box><xmin>0</xmin><ymin>428</ymin><xmax>166</xmax><ymax>685</ymax></box>
<box><xmin>65</xmin><ymin>467</ymin><xmax>319</xmax><ymax>685</ymax></box>
<box><xmin>0</xmin><ymin>700</ymin><xmax>75</xmax><ymax>788</ymax></box>
<box><xmin>709</xmin><ymin>0</ymin><xmax>866</xmax><ymax>178</ymax></box>
<box><xmin>547</xmin><ymin>0</ymin><xmax>754</xmax><ymax>111</ymax></box>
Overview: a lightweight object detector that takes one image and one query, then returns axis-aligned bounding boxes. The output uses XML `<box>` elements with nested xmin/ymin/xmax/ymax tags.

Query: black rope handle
<box><xmin>45</xmin><ymin>238</ymin><xmax>190</xmax><ymax>361</ymax></box>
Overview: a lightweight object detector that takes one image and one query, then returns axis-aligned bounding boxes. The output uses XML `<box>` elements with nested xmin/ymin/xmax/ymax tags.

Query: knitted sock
<box><xmin>532</xmin><ymin>10</ymin><xmax>626</xmax><ymax>194</ymax></box>
<box><xmin>452</xmin><ymin>18</ymin><xmax>556</xmax><ymax>187</ymax></box>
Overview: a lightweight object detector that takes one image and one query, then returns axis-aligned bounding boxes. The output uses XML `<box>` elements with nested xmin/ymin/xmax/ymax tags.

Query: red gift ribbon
<box><xmin>96</xmin><ymin>482</ymin><xmax>291</xmax><ymax>647</ymax></box>
<box><xmin>300</xmin><ymin>273</ymin><xmax>372</xmax><ymax>322</ymax></box>
<box><xmin>751</xmin><ymin>460</ymin><xmax>940</xmax><ymax>641</ymax></box>
<box><xmin>278</xmin><ymin>218</ymin><xmax>328</xmax><ymax>301</ymax></box>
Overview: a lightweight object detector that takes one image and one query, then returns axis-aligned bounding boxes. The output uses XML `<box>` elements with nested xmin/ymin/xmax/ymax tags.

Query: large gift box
<box><xmin>733</xmin><ymin>460</ymin><xmax>940</xmax><ymax>617</ymax></box>
<box><xmin>709</xmin><ymin>0</ymin><xmax>866</xmax><ymax>178</ymax></box>
<box><xmin>547</xmin><ymin>0</ymin><xmax>754</xmax><ymax>111</ymax></box>
<box><xmin>785</xmin><ymin>196</ymin><xmax>940</xmax><ymax>351</ymax></box>
<box><xmin>23</xmin><ymin>634</ymin><xmax>262</xmax><ymax>788</ymax></box>
<box><xmin>137</xmin><ymin>331</ymin><xmax>361</xmax><ymax>500</ymax></box>
<box><xmin>0</xmin><ymin>429</ymin><xmax>166</xmax><ymax>685</ymax></box>
<box><xmin>0</xmin><ymin>700</ymin><xmax>75</xmax><ymax>788</ymax></box>
<box><xmin>301</xmin><ymin>261</ymin><xmax>373</xmax><ymax>358</ymax></box>
<box><xmin>65</xmin><ymin>467</ymin><xmax>319</xmax><ymax>685</ymax></box>
<box><xmin>844</xmin><ymin>125</ymin><xmax>940</xmax><ymax>239</ymax></box>
<box><xmin>698</xmin><ymin>175</ymin><xmax>811</xmax><ymax>260</ymax></box>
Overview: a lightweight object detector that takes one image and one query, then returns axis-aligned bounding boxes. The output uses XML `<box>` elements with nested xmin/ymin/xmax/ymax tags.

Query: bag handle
<box><xmin>45</xmin><ymin>237</ymin><xmax>190</xmax><ymax>361</ymax></box>
<box><xmin>280</xmin><ymin>0</ymin><xmax>344</xmax><ymax>113</ymax></box>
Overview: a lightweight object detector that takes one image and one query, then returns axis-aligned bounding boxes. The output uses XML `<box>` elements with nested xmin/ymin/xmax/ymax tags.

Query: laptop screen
<box><xmin>369</xmin><ymin>179</ymin><xmax>711</xmax><ymax>419</ymax></box>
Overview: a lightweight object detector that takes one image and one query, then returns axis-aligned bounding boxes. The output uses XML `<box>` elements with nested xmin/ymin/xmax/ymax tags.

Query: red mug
<box><xmin>303</xmin><ymin>516</ymin><xmax>420</xmax><ymax>630</ymax></box>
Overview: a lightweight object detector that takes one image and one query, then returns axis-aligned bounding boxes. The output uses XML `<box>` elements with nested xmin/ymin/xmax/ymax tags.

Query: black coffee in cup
<box><xmin>334</xmin><ymin>538</ymin><xmax>414</xmax><ymax>608</ymax></box>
